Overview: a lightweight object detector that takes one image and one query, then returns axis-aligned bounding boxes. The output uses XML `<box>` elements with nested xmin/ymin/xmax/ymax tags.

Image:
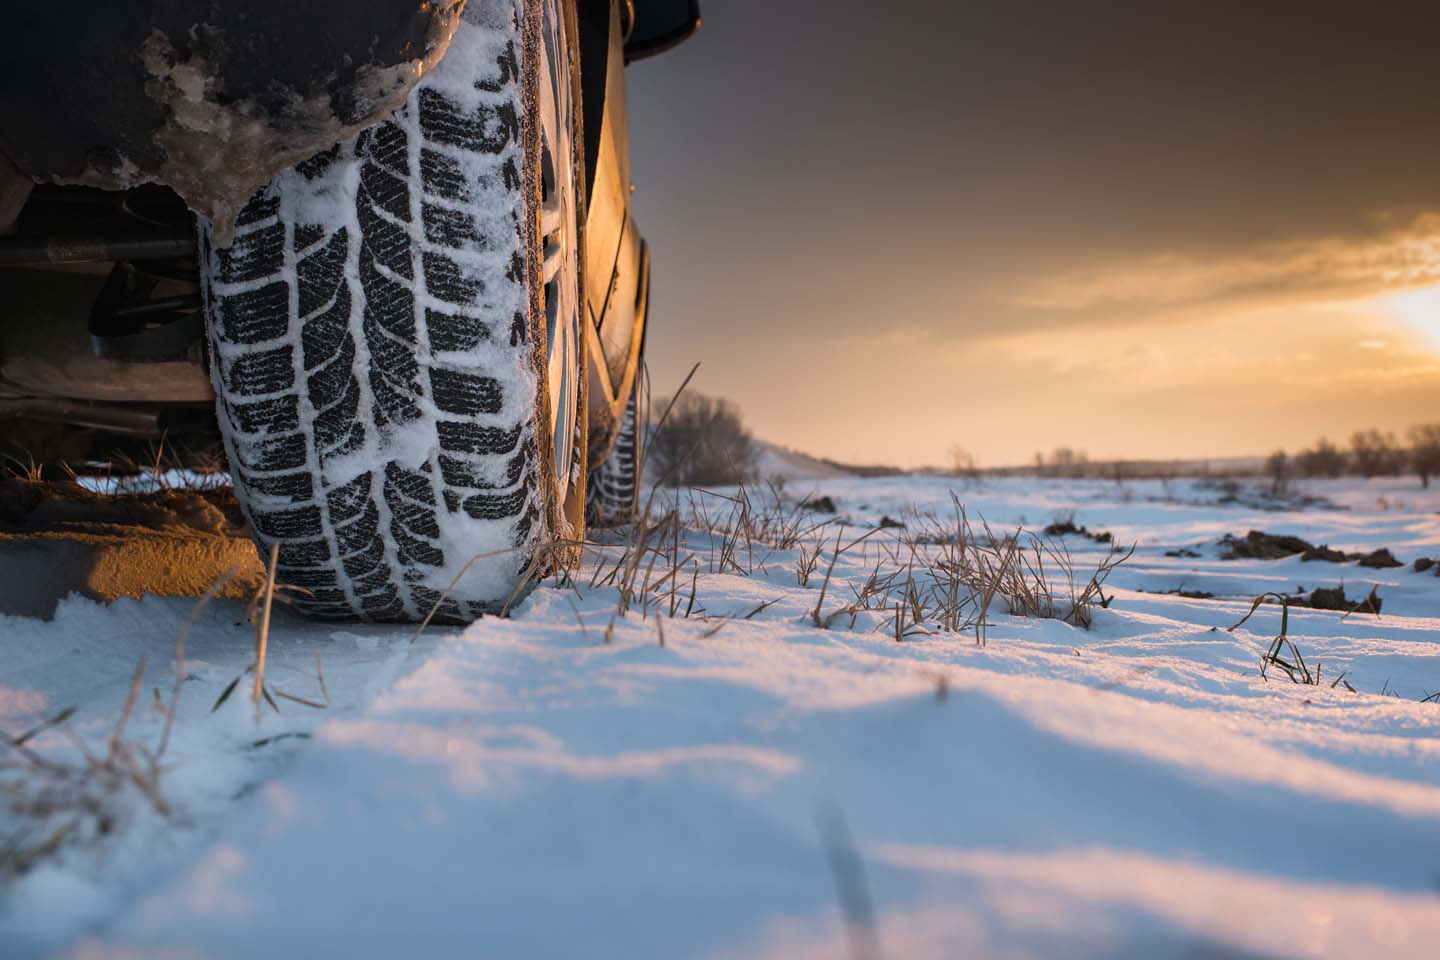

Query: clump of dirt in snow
<box><xmin>1299</xmin><ymin>545</ymin><xmax>1353</xmax><ymax>563</ymax></box>
<box><xmin>1</xmin><ymin>481</ymin><xmax>242</xmax><ymax>536</ymax></box>
<box><xmin>1357</xmin><ymin>548</ymin><xmax>1403</xmax><ymax>569</ymax></box>
<box><xmin>1203</xmin><ymin>477</ymin><xmax>1340</xmax><ymax>511</ymax></box>
<box><xmin>1218</xmin><ymin>531</ymin><xmax>1410</xmax><ymax>568</ymax></box>
<box><xmin>1139</xmin><ymin>586</ymin><xmax>1216</xmax><ymax>600</ymax></box>
<box><xmin>1292</xmin><ymin>584</ymin><xmax>1383</xmax><ymax>614</ymax></box>
<box><xmin>1218</xmin><ymin>530</ymin><xmax>1314</xmax><ymax>560</ymax></box>
<box><xmin>1043</xmin><ymin>518</ymin><xmax>1114</xmax><ymax>544</ymax></box>
<box><xmin>0</xmin><ymin>480</ymin><xmax>263</xmax><ymax>619</ymax></box>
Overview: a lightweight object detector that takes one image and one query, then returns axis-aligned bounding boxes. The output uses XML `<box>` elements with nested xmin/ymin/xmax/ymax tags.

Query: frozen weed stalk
<box><xmin>212</xmin><ymin>546</ymin><xmax>331</xmax><ymax>715</ymax></box>
<box><xmin>1229</xmin><ymin>593</ymin><xmax>1330</xmax><ymax>686</ymax></box>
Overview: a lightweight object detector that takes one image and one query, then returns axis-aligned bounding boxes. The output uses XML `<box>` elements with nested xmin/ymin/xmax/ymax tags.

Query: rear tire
<box><xmin>586</xmin><ymin>374</ymin><xmax>642</xmax><ymax>527</ymax></box>
<box><xmin>199</xmin><ymin>0</ymin><xmax>585</xmax><ymax>623</ymax></box>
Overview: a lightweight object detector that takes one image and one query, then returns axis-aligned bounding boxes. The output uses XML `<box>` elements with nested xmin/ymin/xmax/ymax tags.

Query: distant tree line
<box><xmin>1006</xmin><ymin>424</ymin><xmax>1440</xmax><ymax>488</ymax></box>
<box><xmin>1022</xmin><ymin>448</ymin><xmax>1149</xmax><ymax>484</ymax></box>
<box><xmin>1267</xmin><ymin>424</ymin><xmax>1440</xmax><ymax>491</ymax></box>
<box><xmin>641</xmin><ymin>398</ymin><xmax>1440</xmax><ymax>491</ymax></box>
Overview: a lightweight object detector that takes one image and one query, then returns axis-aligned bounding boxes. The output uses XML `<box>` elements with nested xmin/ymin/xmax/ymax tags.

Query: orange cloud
<box><xmin>1012</xmin><ymin>213</ymin><xmax>1440</xmax><ymax>312</ymax></box>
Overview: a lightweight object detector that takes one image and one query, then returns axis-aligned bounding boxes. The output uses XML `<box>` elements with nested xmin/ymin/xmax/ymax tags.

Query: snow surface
<box><xmin>3</xmin><ymin>475</ymin><xmax>1439</xmax><ymax>958</ymax></box>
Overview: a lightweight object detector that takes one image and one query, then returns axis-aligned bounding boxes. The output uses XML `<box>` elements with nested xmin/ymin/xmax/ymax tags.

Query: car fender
<box><xmin>0</xmin><ymin>0</ymin><xmax>465</xmax><ymax>244</ymax></box>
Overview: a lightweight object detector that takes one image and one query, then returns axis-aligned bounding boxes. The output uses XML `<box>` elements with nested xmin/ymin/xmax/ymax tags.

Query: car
<box><xmin>0</xmin><ymin>0</ymin><xmax>699</xmax><ymax>622</ymax></box>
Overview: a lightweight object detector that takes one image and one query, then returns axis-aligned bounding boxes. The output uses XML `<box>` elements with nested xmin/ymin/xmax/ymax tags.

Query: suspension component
<box><xmin>0</xmin><ymin>229</ymin><xmax>195</xmax><ymax>267</ymax></box>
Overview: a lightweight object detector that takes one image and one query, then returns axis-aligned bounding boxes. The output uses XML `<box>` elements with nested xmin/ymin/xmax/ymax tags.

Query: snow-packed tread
<box><xmin>201</xmin><ymin>1</ymin><xmax>554</xmax><ymax>623</ymax></box>
<box><xmin>587</xmin><ymin>385</ymin><xmax>640</xmax><ymax>527</ymax></box>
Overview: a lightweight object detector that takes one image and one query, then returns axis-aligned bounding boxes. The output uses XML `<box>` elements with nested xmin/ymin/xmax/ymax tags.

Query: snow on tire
<box><xmin>199</xmin><ymin>0</ymin><xmax>583</xmax><ymax>624</ymax></box>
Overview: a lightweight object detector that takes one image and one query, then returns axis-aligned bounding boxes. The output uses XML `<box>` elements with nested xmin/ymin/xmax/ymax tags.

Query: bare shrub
<box><xmin>648</xmin><ymin>393</ymin><xmax>759</xmax><ymax>487</ymax></box>
<box><xmin>1265</xmin><ymin>449</ymin><xmax>1289</xmax><ymax>497</ymax></box>
<box><xmin>1037</xmin><ymin>447</ymin><xmax>1089</xmax><ymax>479</ymax></box>
<box><xmin>1350</xmin><ymin>429</ymin><xmax>1403</xmax><ymax>477</ymax></box>
<box><xmin>947</xmin><ymin>445</ymin><xmax>978</xmax><ymax>480</ymax></box>
<box><xmin>1295</xmin><ymin>437</ymin><xmax>1346</xmax><ymax>478</ymax></box>
<box><xmin>1410</xmin><ymin>423</ymin><xmax>1440</xmax><ymax>489</ymax></box>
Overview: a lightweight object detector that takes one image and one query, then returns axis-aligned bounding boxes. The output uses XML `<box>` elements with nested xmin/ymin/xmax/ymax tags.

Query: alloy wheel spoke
<box><xmin>536</xmin><ymin>0</ymin><xmax>580</xmax><ymax>497</ymax></box>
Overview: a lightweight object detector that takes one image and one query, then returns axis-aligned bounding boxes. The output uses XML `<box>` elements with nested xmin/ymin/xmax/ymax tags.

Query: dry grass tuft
<box><xmin>1</xmin><ymin>553</ymin><xmax>333</xmax><ymax>878</ymax></box>
<box><xmin>886</xmin><ymin>495</ymin><xmax>1133</xmax><ymax>642</ymax></box>
<box><xmin>1</xmin><ymin>661</ymin><xmax>169</xmax><ymax>878</ymax></box>
<box><xmin>567</xmin><ymin>476</ymin><xmax>1134</xmax><ymax>647</ymax></box>
<box><xmin>75</xmin><ymin>437</ymin><xmax>229</xmax><ymax>497</ymax></box>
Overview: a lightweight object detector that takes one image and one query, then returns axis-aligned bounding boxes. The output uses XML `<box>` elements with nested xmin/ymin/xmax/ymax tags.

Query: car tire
<box><xmin>586</xmin><ymin>370</ymin><xmax>643</xmax><ymax>527</ymax></box>
<box><xmin>199</xmin><ymin>0</ymin><xmax>585</xmax><ymax>623</ymax></box>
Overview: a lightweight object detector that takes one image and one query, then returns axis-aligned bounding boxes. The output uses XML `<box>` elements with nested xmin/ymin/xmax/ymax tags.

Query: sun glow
<box><xmin>1376</xmin><ymin>284</ymin><xmax>1440</xmax><ymax>350</ymax></box>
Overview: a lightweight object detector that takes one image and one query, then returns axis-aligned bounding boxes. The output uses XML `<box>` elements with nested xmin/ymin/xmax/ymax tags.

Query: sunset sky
<box><xmin>624</xmin><ymin>0</ymin><xmax>1440</xmax><ymax>468</ymax></box>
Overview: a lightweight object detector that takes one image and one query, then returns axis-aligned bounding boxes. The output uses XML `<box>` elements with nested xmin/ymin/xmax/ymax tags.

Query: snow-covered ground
<box><xmin>3</xmin><ymin>475</ymin><xmax>1439</xmax><ymax>958</ymax></box>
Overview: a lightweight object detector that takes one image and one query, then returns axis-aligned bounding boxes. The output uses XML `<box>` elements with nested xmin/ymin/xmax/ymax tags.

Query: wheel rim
<box><xmin>537</xmin><ymin>0</ymin><xmax>582</xmax><ymax>503</ymax></box>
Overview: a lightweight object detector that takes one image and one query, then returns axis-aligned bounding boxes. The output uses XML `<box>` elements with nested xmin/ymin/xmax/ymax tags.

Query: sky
<box><xmin>621</xmin><ymin>0</ymin><xmax>1440</xmax><ymax>468</ymax></box>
